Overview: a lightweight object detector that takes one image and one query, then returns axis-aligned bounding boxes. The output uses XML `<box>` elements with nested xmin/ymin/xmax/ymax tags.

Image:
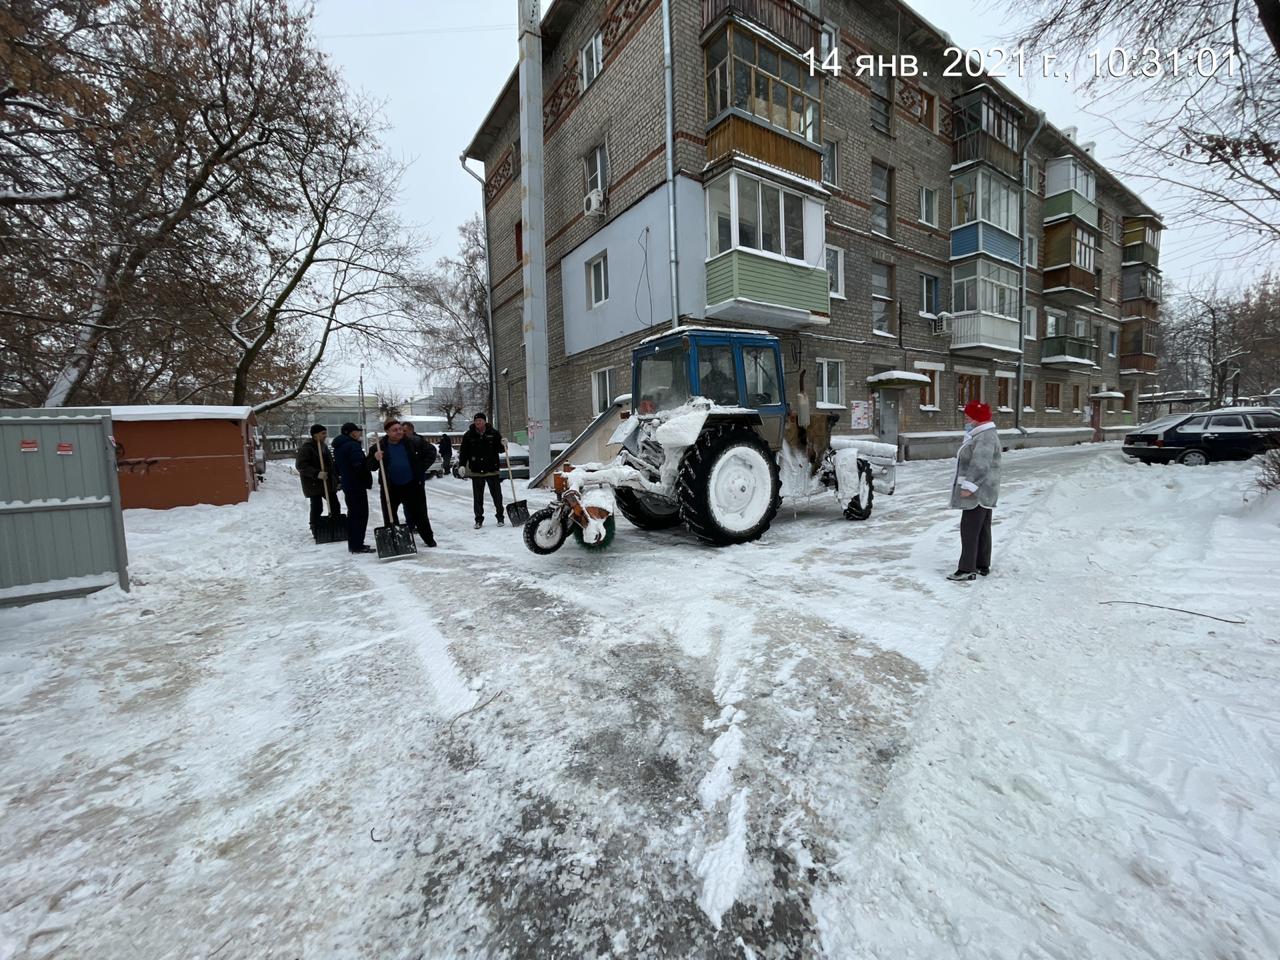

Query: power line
<box><xmin>316</xmin><ymin>24</ymin><xmax>513</xmax><ymax>40</ymax></box>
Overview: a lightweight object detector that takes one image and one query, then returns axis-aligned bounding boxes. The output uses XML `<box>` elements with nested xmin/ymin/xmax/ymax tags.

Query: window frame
<box><xmin>918</xmin><ymin>368</ymin><xmax>941</xmax><ymax>409</ymax></box>
<box><xmin>1022</xmin><ymin>377</ymin><xmax>1035</xmax><ymax>411</ymax></box>
<box><xmin>871</xmin><ymin>161</ymin><xmax>893</xmax><ymax>238</ymax></box>
<box><xmin>822</xmin><ymin>139</ymin><xmax>839</xmax><ymax>186</ymax></box>
<box><xmin>590</xmin><ymin>366</ymin><xmax>617</xmax><ymax>415</ymax></box>
<box><xmin>585</xmin><ymin>143</ymin><xmax>608</xmax><ymax>195</ymax></box>
<box><xmin>919</xmin><ymin>272</ymin><xmax>941</xmax><ymax>316</ymax></box>
<box><xmin>956</xmin><ymin>372</ymin><xmax>983</xmax><ymax>409</ymax></box>
<box><xmin>1044</xmin><ymin>381</ymin><xmax>1062</xmax><ymax>411</ymax></box>
<box><xmin>867</xmin><ymin>69</ymin><xmax>893</xmax><ymax>135</ymax></box>
<box><xmin>705</xmin><ymin>170</ymin><xmax>813</xmax><ymax>266</ymax></box>
<box><xmin>871</xmin><ymin>261</ymin><xmax>896</xmax><ymax>336</ymax></box>
<box><xmin>1022</xmin><ymin>305</ymin><xmax>1037</xmax><ymax>341</ymax></box>
<box><xmin>815</xmin><ymin>357</ymin><xmax>845</xmax><ymax>408</ymax></box>
<box><xmin>704</xmin><ymin>24</ymin><xmax>822</xmax><ymax>143</ymax></box>
<box><xmin>826</xmin><ymin>244</ymin><xmax>845</xmax><ymax>298</ymax></box>
<box><xmin>581</xmin><ymin>32</ymin><xmax>604</xmax><ymax>89</ymax></box>
<box><xmin>586</xmin><ymin>251</ymin><xmax>610</xmax><ymax>308</ymax></box>
<box><xmin>919</xmin><ymin>185</ymin><xmax>938</xmax><ymax>227</ymax></box>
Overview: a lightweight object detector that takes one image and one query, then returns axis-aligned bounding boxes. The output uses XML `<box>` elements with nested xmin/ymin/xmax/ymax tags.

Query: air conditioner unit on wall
<box><xmin>583</xmin><ymin>189</ymin><xmax>606</xmax><ymax>218</ymax></box>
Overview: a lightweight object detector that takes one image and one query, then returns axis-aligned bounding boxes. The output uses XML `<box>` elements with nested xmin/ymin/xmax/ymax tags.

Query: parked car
<box><xmin>1123</xmin><ymin>407</ymin><xmax>1280</xmax><ymax>465</ymax></box>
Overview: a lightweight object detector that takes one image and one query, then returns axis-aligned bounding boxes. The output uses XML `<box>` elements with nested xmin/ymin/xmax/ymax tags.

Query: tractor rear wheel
<box><xmin>615</xmin><ymin>488</ymin><xmax>682</xmax><ymax>530</ymax></box>
<box><xmin>842</xmin><ymin>459</ymin><xmax>875</xmax><ymax>521</ymax></box>
<box><xmin>677</xmin><ymin>424</ymin><xmax>781</xmax><ymax>546</ymax></box>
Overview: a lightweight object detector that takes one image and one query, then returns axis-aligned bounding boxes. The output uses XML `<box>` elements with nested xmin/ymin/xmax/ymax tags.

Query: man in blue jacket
<box><xmin>367</xmin><ymin>419</ymin><xmax>437</xmax><ymax>547</ymax></box>
<box><xmin>332</xmin><ymin>422</ymin><xmax>374</xmax><ymax>554</ymax></box>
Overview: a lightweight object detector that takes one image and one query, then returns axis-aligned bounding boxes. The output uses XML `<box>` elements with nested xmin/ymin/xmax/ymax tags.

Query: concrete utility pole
<box><xmin>518</xmin><ymin>0</ymin><xmax>552</xmax><ymax>474</ymax></box>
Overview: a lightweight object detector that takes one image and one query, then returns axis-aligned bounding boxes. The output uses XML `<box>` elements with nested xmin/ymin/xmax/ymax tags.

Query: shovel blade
<box><xmin>374</xmin><ymin>523</ymin><xmax>418</xmax><ymax>561</ymax></box>
<box><xmin>505</xmin><ymin>500</ymin><xmax>531</xmax><ymax>527</ymax></box>
<box><xmin>313</xmin><ymin>514</ymin><xmax>348</xmax><ymax>544</ymax></box>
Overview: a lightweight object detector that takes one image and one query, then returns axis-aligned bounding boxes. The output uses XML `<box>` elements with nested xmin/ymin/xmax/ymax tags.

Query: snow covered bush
<box><xmin>1258</xmin><ymin>448</ymin><xmax>1280</xmax><ymax>494</ymax></box>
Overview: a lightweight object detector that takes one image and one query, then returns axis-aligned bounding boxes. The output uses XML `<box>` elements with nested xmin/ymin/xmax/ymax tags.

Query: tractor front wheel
<box><xmin>678</xmin><ymin>424</ymin><xmax>781</xmax><ymax>546</ymax></box>
<box><xmin>523</xmin><ymin>506</ymin><xmax>570</xmax><ymax>555</ymax></box>
<box><xmin>615</xmin><ymin>488</ymin><xmax>682</xmax><ymax>530</ymax></box>
<box><xmin>842</xmin><ymin>458</ymin><xmax>875</xmax><ymax>521</ymax></box>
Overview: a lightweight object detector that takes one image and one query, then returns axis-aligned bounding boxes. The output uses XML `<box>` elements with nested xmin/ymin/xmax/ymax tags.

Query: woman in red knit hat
<box><xmin>948</xmin><ymin>400</ymin><xmax>1001</xmax><ymax>581</ymax></box>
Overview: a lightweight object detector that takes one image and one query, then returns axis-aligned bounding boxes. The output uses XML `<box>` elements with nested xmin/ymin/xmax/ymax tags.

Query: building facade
<box><xmin>466</xmin><ymin>0</ymin><xmax>1163</xmax><ymax>450</ymax></box>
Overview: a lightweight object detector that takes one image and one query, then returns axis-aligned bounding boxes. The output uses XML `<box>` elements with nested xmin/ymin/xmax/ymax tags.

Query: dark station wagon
<box><xmin>1123</xmin><ymin>407</ymin><xmax>1280</xmax><ymax>465</ymax></box>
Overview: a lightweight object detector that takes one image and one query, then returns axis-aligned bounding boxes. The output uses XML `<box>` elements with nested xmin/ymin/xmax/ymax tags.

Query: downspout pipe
<box><xmin>460</xmin><ymin>155</ymin><xmax>500</xmax><ymax>431</ymax></box>
<box><xmin>1016</xmin><ymin>110</ymin><xmax>1046</xmax><ymax>434</ymax></box>
<box><xmin>662</xmin><ymin>0</ymin><xmax>680</xmax><ymax>329</ymax></box>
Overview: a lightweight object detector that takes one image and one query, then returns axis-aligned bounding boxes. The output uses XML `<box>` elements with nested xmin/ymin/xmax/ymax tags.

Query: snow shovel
<box><xmin>313</xmin><ymin>437</ymin><xmax>347</xmax><ymax>544</ymax></box>
<box><xmin>373</xmin><ymin>436</ymin><xmax>417</xmax><ymax>562</ymax></box>
<box><xmin>503</xmin><ymin>443</ymin><xmax>529</xmax><ymax>527</ymax></box>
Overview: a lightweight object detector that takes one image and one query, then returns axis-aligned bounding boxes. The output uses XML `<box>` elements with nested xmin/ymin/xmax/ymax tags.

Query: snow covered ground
<box><xmin>1</xmin><ymin>445</ymin><xmax>1277</xmax><ymax>959</ymax></box>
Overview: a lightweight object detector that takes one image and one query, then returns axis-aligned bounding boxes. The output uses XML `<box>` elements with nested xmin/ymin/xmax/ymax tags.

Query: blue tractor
<box><xmin>523</xmin><ymin>327</ymin><xmax>894</xmax><ymax>554</ymax></box>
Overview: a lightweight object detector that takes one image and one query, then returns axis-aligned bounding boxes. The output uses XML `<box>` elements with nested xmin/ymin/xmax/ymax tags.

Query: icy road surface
<box><xmin>2</xmin><ymin>445</ymin><xmax>1278</xmax><ymax>959</ymax></box>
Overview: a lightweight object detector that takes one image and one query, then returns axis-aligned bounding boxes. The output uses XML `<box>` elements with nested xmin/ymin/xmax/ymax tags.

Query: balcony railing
<box><xmin>1041</xmin><ymin>335</ymin><xmax>1098</xmax><ymax>365</ymax></box>
<box><xmin>702</xmin><ymin>0</ymin><xmax>821</xmax><ymax>54</ymax></box>
<box><xmin>1119</xmin><ymin>353</ymin><xmax>1158</xmax><ymax>373</ymax></box>
<box><xmin>948</xmin><ymin>310</ymin><xmax>1022</xmax><ymax>354</ymax></box>
<box><xmin>952</xmin><ymin>131</ymin><xmax>1021</xmax><ymax>179</ymax></box>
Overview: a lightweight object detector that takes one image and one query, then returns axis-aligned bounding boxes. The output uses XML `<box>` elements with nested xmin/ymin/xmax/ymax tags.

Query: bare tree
<box><xmin>1011</xmin><ymin>0</ymin><xmax>1280</xmax><ymax>254</ymax></box>
<box><xmin>1160</xmin><ymin>274</ymin><xmax>1280</xmax><ymax>402</ymax></box>
<box><xmin>374</xmin><ymin>385</ymin><xmax>404</xmax><ymax>421</ymax></box>
<box><xmin>414</xmin><ymin>215</ymin><xmax>492</xmax><ymax>413</ymax></box>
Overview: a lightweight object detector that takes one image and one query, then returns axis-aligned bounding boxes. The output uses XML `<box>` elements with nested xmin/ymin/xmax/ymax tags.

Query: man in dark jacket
<box><xmin>458</xmin><ymin>412</ymin><xmax>505</xmax><ymax>529</ymax></box>
<box><xmin>296</xmin><ymin>424</ymin><xmax>341</xmax><ymax>532</ymax></box>
<box><xmin>332</xmin><ymin>423</ymin><xmax>374</xmax><ymax>553</ymax></box>
<box><xmin>438</xmin><ymin>433</ymin><xmax>453</xmax><ymax>473</ymax></box>
<box><xmin>367</xmin><ymin>419</ymin><xmax>437</xmax><ymax>547</ymax></box>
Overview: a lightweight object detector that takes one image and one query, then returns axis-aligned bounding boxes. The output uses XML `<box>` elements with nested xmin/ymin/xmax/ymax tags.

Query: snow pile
<box><xmin>866</xmin><ymin>370</ymin><xmax>932</xmax><ymax>385</ymax></box>
<box><xmin>816</xmin><ymin>456</ymin><xmax>1280</xmax><ymax>958</ymax></box>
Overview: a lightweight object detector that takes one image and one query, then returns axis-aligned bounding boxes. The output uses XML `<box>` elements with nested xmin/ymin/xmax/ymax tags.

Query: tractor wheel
<box><xmin>523</xmin><ymin>506</ymin><xmax>570</xmax><ymax>555</ymax></box>
<box><xmin>677</xmin><ymin>423</ymin><xmax>781</xmax><ymax>546</ymax></box>
<box><xmin>572</xmin><ymin>515</ymin><xmax>616</xmax><ymax>551</ymax></box>
<box><xmin>842</xmin><ymin>458</ymin><xmax>875</xmax><ymax>521</ymax></box>
<box><xmin>615</xmin><ymin>488</ymin><xmax>682</xmax><ymax>530</ymax></box>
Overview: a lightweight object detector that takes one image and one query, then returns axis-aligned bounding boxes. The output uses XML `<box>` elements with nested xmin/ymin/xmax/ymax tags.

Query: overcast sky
<box><xmin>311</xmin><ymin>0</ymin><xmax>1265</xmax><ymax>397</ymax></box>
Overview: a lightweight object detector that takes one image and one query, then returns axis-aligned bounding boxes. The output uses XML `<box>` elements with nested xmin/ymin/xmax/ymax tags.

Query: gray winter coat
<box><xmin>950</xmin><ymin>423</ymin><xmax>1001</xmax><ymax>510</ymax></box>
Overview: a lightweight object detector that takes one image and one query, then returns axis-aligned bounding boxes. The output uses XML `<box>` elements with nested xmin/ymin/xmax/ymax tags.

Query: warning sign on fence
<box><xmin>57</xmin><ymin>442</ymin><xmax>74</xmax><ymax>455</ymax></box>
<box><xmin>20</xmin><ymin>439</ymin><xmax>37</xmax><ymax>453</ymax></box>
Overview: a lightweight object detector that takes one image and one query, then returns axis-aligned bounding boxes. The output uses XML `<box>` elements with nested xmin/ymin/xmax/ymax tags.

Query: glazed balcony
<box><xmin>1120</xmin><ymin>318</ymin><xmax>1159</xmax><ymax>374</ymax></box>
<box><xmin>702</xmin><ymin>0</ymin><xmax>821</xmax><ymax>54</ymax></box>
<box><xmin>945</xmin><ymin>310</ymin><xmax>1023</xmax><ymax>356</ymax></box>
<box><xmin>1123</xmin><ymin>216</ymin><xmax>1162</xmax><ymax>267</ymax></box>
<box><xmin>951</xmin><ymin>87</ymin><xmax>1022</xmax><ymax>179</ymax></box>
<box><xmin>707</xmin><ymin>114</ymin><xmax>821</xmax><ymax>182</ymax></box>
<box><xmin>1040</xmin><ymin>335</ymin><xmax>1098</xmax><ymax>368</ymax></box>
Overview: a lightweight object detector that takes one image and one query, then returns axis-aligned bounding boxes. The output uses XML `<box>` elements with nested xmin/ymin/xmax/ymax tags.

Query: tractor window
<box><xmin>742</xmin><ymin>346</ymin><xmax>780</xmax><ymax>406</ymax></box>
<box><xmin>635</xmin><ymin>345</ymin><xmax>691</xmax><ymax>414</ymax></box>
<box><xmin>698</xmin><ymin>344</ymin><xmax>739</xmax><ymax>406</ymax></box>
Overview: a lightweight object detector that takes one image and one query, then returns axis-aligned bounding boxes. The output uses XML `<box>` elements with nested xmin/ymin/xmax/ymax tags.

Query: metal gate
<box><xmin>0</xmin><ymin>408</ymin><xmax>130</xmax><ymax>607</ymax></box>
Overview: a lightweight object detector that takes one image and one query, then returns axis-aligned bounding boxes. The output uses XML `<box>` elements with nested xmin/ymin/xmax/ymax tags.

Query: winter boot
<box><xmin>947</xmin><ymin>570</ymin><xmax>977</xmax><ymax>582</ymax></box>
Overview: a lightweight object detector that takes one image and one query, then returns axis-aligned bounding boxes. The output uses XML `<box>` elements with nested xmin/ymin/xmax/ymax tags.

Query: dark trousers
<box><xmin>381</xmin><ymin>481</ymin><xmax>434</xmax><ymax>543</ymax></box>
<box><xmin>958</xmin><ymin>506</ymin><xmax>993</xmax><ymax>573</ymax></box>
<box><xmin>309</xmin><ymin>493</ymin><xmax>341</xmax><ymax>527</ymax></box>
<box><xmin>343</xmin><ymin>488</ymin><xmax>369</xmax><ymax>551</ymax></box>
<box><xmin>471</xmin><ymin>475</ymin><xmax>503</xmax><ymax>522</ymax></box>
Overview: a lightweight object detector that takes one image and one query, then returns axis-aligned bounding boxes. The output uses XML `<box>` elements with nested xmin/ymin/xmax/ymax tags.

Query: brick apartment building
<box><xmin>465</xmin><ymin>0</ymin><xmax>1163</xmax><ymax>450</ymax></box>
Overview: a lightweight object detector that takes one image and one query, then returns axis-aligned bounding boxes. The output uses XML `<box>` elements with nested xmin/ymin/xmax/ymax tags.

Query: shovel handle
<box><xmin>504</xmin><ymin>440</ymin><xmax>518</xmax><ymax>501</ymax></box>
<box><xmin>316</xmin><ymin>436</ymin><xmax>335</xmax><ymax>516</ymax></box>
<box><xmin>374</xmin><ymin>435</ymin><xmax>394</xmax><ymax>520</ymax></box>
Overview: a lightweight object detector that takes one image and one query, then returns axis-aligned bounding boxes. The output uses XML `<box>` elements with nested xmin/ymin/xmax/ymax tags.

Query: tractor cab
<box><xmin>632</xmin><ymin>328</ymin><xmax>787</xmax><ymax>448</ymax></box>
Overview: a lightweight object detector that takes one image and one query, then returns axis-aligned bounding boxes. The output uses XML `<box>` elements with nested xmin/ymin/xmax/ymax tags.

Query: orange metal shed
<box><xmin>108</xmin><ymin>405</ymin><xmax>259</xmax><ymax>510</ymax></box>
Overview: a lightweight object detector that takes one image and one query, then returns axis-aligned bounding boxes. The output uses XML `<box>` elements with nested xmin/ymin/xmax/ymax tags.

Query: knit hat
<box><xmin>309</xmin><ymin>423</ymin><xmax>327</xmax><ymax>436</ymax></box>
<box><xmin>963</xmin><ymin>401</ymin><xmax>992</xmax><ymax>423</ymax></box>
<box><xmin>340</xmin><ymin>422</ymin><xmax>361</xmax><ymax>435</ymax></box>
<box><xmin>472</xmin><ymin>412</ymin><xmax>487</xmax><ymax>421</ymax></box>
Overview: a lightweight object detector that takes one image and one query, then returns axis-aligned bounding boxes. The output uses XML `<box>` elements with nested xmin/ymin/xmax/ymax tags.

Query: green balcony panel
<box><xmin>706</xmin><ymin>249</ymin><xmax>829</xmax><ymax>319</ymax></box>
<box><xmin>1043</xmin><ymin>191</ymin><xmax>1098</xmax><ymax>227</ymax></box>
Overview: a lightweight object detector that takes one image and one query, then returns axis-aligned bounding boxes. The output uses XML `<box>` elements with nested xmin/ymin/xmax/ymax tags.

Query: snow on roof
<box><xmin>867</xmin><ymin>370</ymin><xmax>933</xmax><ymax>385</ymax></box>
<box><xmin>638</xmin><ymin>325</ymin><xmax>774</xmax><ymax>345</ymax></box>
<box><xmin>106</xmin><ymin>404</ymin><xmax>253</xmax><ymax>422</ymax></box>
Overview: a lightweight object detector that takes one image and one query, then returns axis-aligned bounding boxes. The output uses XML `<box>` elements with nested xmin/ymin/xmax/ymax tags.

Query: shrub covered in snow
<box><xmin>1258</xmin><ymin>447</ymin><xmax>1280</xmax><ymax>493</ymax></box>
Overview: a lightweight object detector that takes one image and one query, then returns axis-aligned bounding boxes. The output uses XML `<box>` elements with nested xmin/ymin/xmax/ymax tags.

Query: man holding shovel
<box><xmin>367</xmin><ymin>419</ymin><xmax>437</xmax><ymax>548</ymax></box>
<box><xmin>459</xmin><ymin>412</ymin><xmax>505</xmax><ymax>529</ymax></box>
<box><xmin>296</xmin><ymin>424</ymin><xmax>341</xmax><ymax>534</ymax></box>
